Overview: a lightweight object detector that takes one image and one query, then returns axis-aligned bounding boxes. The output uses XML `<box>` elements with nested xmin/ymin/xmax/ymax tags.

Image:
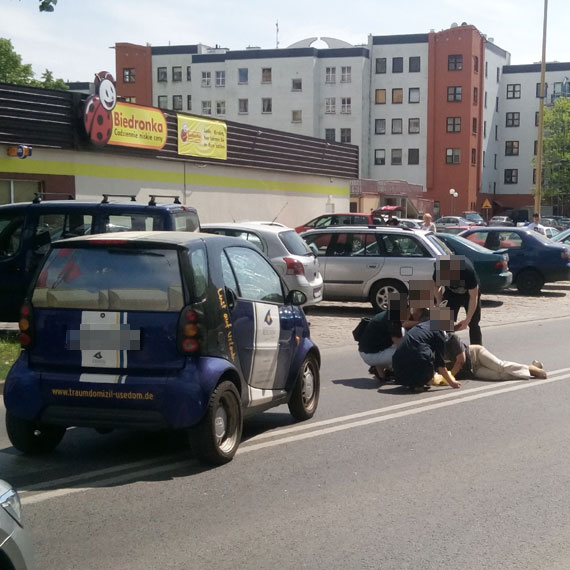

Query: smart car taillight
<box><xmin>178</xmin><ymin>307</ymin><xmax>201</xmax><ymax>354</ymax></box>
<box><xmin>18</xmin><ymin>302</ymin><xmax>34</xmax><ymax>348</ymax></box>
<box><xmin>284</xmin><ymin>257</ymin><xmax>305</xmax><ymax>276</ymax></box>
<box><xmin>561</xmin><ymin>248</ymin><xmax>570</xmax><ymax>261</ymax></box>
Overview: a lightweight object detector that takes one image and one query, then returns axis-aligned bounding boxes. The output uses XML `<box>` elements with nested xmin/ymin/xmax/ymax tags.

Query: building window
<box><xmin>124</xmin><ymin>96</ymin><xmax>136</xmax><ymax>103</ymax></box>
<box><xmin>473</xmin><ymin>87</ymin><xmax>478</xmax><ymax>105</ymax></box>
<box><xmin>534</xmin><ymin>140</ymin><xmax>538</xmax><ymax>155</ymax></box>
<box><xmin>186</xmin><ymin>66</ymin><xmax>192</xmax><ymax>81</ymax></box>
<box><xmin>409</xmin><ymin>56</ymin><xmax>421</xmax><ymax>73</ymax></box>
<box><xmin>341</xmin><ymin>97</ymin><xmax>351</xmax><ymax>114</ymax></box>
<box><xmin>157</xmin><ymin>95</ymin><xmax>167</xmax><ymax>109</ymax></box>
<box><xmin>484</xmin><ymin>91</ymin><xmax>487</xmax><ymax>108</ymax></box>
<box><xmin>341</xmin><ymin>66</ymin><xmax>351</xmax><ymax>83</ymax></box>
<box><xmin>485</xmin><ymin>61</ymin><xmax>488</xmax><ymax>77</ymax></box>
<box><xmin>201</xmin><ymin>71</ymin><xmax>211</xmax><ymax>87</ymax></box>
<box><xmin>446</xmin><ymin>117</ymin><xmax>461</xmax><ymax>132</ymax></box>
<box><xmin>533</xmin><ymin>168</ymin><xmax>536</xmax><ymax>184</ymax></box>
<box><xmin>375</xmin><ymin>89</ymin><xmax>386</xmax><ymax>104</ymax></box>
<box><xmin>325</xmin><ymin>67</ymin><xmax>336</xmax><ymax>83</ymax></box>
<box><xmin>484</xmin><ymin>120</ymin><xmax>487</xmax><ymax>137</ymax></box>
<box><xmin>504</xmin><ymin>169</ymin><xmax>519</xmax><ymax>184</ymax></box>
<box><xmin>448</xmin><ymin>55</ymin><xmax>463</xmax><ymax>71</ymax></box>
<box><xmin>374</xmin><ymin>149</ymin><xmax>386</xmax><ymax>165</ymax></box>
<box><xmin>471</xmin><ymin>148</ymin><xmax>477</xmax><ymax>165</ymax></box>
<box><xmin>201</xmin><ymin>101</ymin><xmax>212</xmax><ymax>115</ymax></box>
<box><xmin>408</xmin><ymin>118</ymin><xmax>420</xmax><ymax>133</ymax></box>
<box><xmin>216</xmin><ymin>100</ymin><xmax>226</xmax><ymax>115</ymax></box>
<box><xmin>392</xmin><ymin>88</ymin><xmax>403</xmax><ymax>104</ymax></box>
<box><xmin>157</xmin><ymin>67</ymin><xmax>167</xmax><ymax>82</ymax></box>
<box><xmin>262</xmin><ymin>97</ymin><xmax>272</xmax><ymax>113</ymax></box>
<box><xmin>325</xmin><ymin>129</ymin><xmax>335</xmax><ymax>142</ymax></box>
<box><xmin>187</xmin><ymin>95</ymin><xmax>192</xmax><ymax>111</ymax></box>
<box><xmin>392</xmin><ymin>57</ymin><xmax>403</xmax><ymax>73</ymax></box>
<box><xmin>409</xmin><ymin>88</ymin><xmax>420</xmax><ymax>103</ymax></box>
<box><xmin>447</xmin><ymin>86</ymin><xmax>462</xmax><ymax>102</ymax></box>
<box><xmin>391</xmin><ymin>149</ymin><xmax>402</xmax><ymax>165</ymax></box>
<box><xmin>473</xmin><ymin>55</ymin><xmax>479</xmax><ymax>72</ymax></box>
<box><xmin>472</xmin><ymin>118</ymin><xmax>477</xmax><ymax>133</ymax></box>
<box><xmin>172</xmin><ymin>95</ymin><xmax>182</xmax><ymax>110</ymax></box>
<box><xmin>238</xmin><ymin>68</ymin><xmax>248</xmax><ymax>84</ymax></box>
<box><xmin>375</xmin><ymin>118</ymin><xmax>386</xmax><ymax>134</ymax></box>
<box><xmin>536</xmin><ymin>82</ymin><xmax>548</xmax><ymax>98</ymax></box>
<box><xmin>408</xmin><ymin>148</ymin><xmax>420</xmax><ymax>165</ymax></box>
<box><xmin>340</xmin><ymin>128</ymin><xmax>351</xmax><ymax>143</ymax></box>
<box><xmin>261</xmin><ymin>68</ymin><xmax>272</xmax><ymax>83</ymax></box>
<box><xmin>446</xmin><ymin>148</ymin><xmax>461</xmax><ymax>164</ymax></box>
<box><xmin>506</xmin><ymin>112</ymin><xmax>520</xmax><ymax>127</ymax></box>
<box><xmin>505</xmin><ymin>141</ymin><xmax>519</xmax><ymax>156</ymax></box>
<box><xmin>292</xmin><ymin>110</ymin><xmax>302</xmax><ymax>123</ymax></box>
<box><xmin>325</xmin><ymin>97</ymin><xmax>336</xmax><ymax>113</ymax></box>
<box><xmin>495</xmin><ymin>125</ymin><xmax>498</xmax><ymax>141</ymax></box>
<box><xmin>172</xmin><ymin>66</ymin><xmax>182</xmax><ymax>82</ymax></box>
<box><xmin>506</xmin><ymin>84</ymin><xmax>521</xmax><ymax>99</ymax></box>
<box><xmin>496</xmin><ymin>67</ymin><xmax>500</xmax><ymax>82</ymax></box>
<box><xmin>391</xmin><ymin>118</ymin><xmax>403</xmax><ymax>134</ymax></box>
<box><xmin>123</xmin><ymin>68</ymin><xmax>135</xmax><ymax>83</ymax></box>
<box><xmin>483</xmin><ymin>150</ymin><xmax>486</xmax><ymax>166</ymax></box>
<box><xmin>215</xmin><ymin>71</ymin><xmax>226</xmax><ymax>87</ymax></box>
<box><xmin>292</xmin><ymin>78</ymin><xmax>302</xmax><ymax>91</ymax></box>
<box><xmin>238</xmin><ymin>98</ymin><xmax>248</xmax><ymax>114</ymax></box>
<box><xmin>494</xmin><ymin>154</ymin><xmax>497</xmax><ymax>169</ymax></box>
<box><xmin>535</xmin><ymin>111</ymin><xmax>539</xmax><ymax>126</ymax></box>
<box><xmin>496</xmin><ymin>97</ymin><xmax>499</xmax><ymax>111</ymax></box>
<box><xmin>375</xmin><ymin>58</ymin><xmax>386</xmax><ymax>74</ymax></box>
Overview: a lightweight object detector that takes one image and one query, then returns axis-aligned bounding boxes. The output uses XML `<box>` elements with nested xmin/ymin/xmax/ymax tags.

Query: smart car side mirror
<box><xmin>286</xmin><ymin>290</ymin><xmax>307</xmax><ymax>306</ymax></box>
<box><xmin>225</xmin><ymin>287</ymin><xmax>237</xmax><ymax>310</ymax></box>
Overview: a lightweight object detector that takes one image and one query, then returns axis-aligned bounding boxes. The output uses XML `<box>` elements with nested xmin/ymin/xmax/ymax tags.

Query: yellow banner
<box><xmin>177</xmin><ymin>114</ymin><xmax>227</xmax><ymax>160</ymax></box>
<box><xmin>109</xmin><ymin>102</ymin><xmax>167</xmax><ymax>150</ymax></box>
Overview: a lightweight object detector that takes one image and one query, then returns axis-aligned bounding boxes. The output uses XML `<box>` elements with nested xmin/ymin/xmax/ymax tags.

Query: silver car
<box><xmin>301</xmin><ymin>226</ymin><xmax>446</xmax><ymax>310</ymax></box>
<box><xmin>0</xmin><ymin>480</ymin><xmax>35</xmax><ymax>570</ymax></box>
<box><xmin>201</xmin><ymin>222</ymin><xmax>323</xmax><ymax>305</ymax></box>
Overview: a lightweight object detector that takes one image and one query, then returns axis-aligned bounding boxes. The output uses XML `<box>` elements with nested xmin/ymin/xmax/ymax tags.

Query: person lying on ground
<box><xmin>444</xmin><ymin>332</ymin><xmax>547</xmax><ymax>380</ymax></box>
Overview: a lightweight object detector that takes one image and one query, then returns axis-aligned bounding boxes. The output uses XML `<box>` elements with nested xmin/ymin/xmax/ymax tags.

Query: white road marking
<box><xmin>19</xmin><ymin>369</ymin><xmax>570</xmax><ymax>506</ymax></box>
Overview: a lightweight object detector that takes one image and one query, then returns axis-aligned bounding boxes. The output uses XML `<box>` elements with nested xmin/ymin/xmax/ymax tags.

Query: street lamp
<box><xmin>449</xmin><ymin>188</ymin><xmax>458</xmax><ymax>215</ymax></box>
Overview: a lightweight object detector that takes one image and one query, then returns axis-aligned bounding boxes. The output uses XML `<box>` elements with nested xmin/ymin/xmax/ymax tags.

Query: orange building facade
<box><xmin>115</xmin><ymin>43</ymin><xmax>153</xmax><ymax>107</ymax></box>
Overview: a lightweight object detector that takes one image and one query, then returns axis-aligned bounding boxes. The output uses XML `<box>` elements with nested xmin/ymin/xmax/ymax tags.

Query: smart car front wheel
<box><xmin>288</xmin><ymin>353</ymin><xmax>320</xmax><ymax>421</ymax></box>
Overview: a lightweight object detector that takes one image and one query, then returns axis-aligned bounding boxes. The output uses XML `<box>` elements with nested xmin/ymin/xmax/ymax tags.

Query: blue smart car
<box><xmin>3</xmin><ymin>232</ymin><xmax>320</xmax><ymax>464</ymax></box>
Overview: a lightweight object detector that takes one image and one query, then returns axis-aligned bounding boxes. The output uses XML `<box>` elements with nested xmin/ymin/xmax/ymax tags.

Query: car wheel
<box><xmin>190</xmin><ymin>381</ymin><xmax>242</xmax><ymax>465</ymax></box>
<box><xmin>370</xmin><ymin>279</ymin><xmax>407</xmax><ymax>312</ymax></box>
<box><xmin>5</xmin><ymin>412</ymin><xmax>66</xmax><ymax>454</ymax></box>
<box><xmin>288</xmin><ymin>353</ymin><xmax>320</xmax><ymax>421</ymax></box>
<box><xmin>516</xmin><ymin>269</ymin><xmax>544</xmax><ymax>295</ymax></box>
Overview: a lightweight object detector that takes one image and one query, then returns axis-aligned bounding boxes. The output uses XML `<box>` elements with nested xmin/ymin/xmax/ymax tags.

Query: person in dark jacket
<box><xmin>392</xmin><ymin>307</ymin><xmax>461</xmax><ymax>392</ymax></box>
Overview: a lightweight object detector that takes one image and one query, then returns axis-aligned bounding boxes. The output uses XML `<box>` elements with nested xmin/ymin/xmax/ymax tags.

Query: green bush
<box><xmin>0</xmin><ymin>333</ymin><xmax>20</xmax><ymax>381</ymax></box>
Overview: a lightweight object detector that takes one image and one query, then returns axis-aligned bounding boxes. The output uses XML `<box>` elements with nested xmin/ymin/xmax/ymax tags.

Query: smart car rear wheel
<box><xmin>516</xmin><ymin>269</ymin><xmax>544</xmax><ymax>295</ymax></box>
<box><xmin>191</xmin><ymin>381</ymin><xmax>242</xmax><ymax>465</ymax></box>
<box><xmin>6</xmin><ymin>412</ymin><xmax>66</xmax><ymax>454</ymax></box>
<box><xmin>288</xmin><ymin>353</ymin><xmax>320</xmax><ymax>421</ymax></box>
<box><xmin>370</xmin><ymin>280</ymin><xmax>407</xmax><ymax>312</ymax></box>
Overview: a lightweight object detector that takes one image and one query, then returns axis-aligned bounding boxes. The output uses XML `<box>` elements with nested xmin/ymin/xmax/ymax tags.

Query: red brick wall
<box><xmin>115</xmin><ymin>43</ymin><xmax>153</xmax><ymax>107</ymax></box>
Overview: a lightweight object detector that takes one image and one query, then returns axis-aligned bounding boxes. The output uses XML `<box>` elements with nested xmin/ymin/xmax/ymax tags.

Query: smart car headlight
<box><xmin>0</xmin><ymin>487</ymin><xmax>23</xmax><ymax>527</ymax></box>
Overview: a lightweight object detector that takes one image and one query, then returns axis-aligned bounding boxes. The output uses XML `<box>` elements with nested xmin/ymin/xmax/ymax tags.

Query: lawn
<box><xmin>0</xmin><ymin>333</ymin><xmax>20</xmax><ymax>381</ymax></box>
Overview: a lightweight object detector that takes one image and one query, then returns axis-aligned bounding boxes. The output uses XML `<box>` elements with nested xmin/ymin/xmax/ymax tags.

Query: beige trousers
<box><xmin>470</xmin><ymin>344</ymin><xmax>531</xmax><ymax>380</ymax></box>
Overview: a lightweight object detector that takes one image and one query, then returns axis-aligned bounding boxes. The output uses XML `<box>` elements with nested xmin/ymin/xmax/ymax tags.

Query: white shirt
<box><xmin>421</xmin><ymin>223</ymin><xmax>436</xmax><ymax>232</ymax></box>
<box><xmin>526</xmin><ymin>222</ymin><xmax>545</xmax><ymax>235</ymax></box>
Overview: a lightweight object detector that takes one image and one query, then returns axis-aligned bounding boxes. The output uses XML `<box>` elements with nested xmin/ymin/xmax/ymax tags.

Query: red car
<box><xmin>295</xmin><ymin>213</ymin><xmax>383</xmax><ymax>233</ymax></box>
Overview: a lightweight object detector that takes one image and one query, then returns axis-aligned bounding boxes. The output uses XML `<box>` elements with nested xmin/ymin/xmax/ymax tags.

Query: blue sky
<box><xmin>1</xmin><ymin>0</ymin><xmax>568</xmax><ymax>82</ymax></box>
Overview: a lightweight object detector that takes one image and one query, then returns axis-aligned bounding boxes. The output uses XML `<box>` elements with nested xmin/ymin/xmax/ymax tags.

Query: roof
<box><xmin>0</xmin><ymin>200</ymin><xmax>197</xmax><ymax>213</ymax></box>
<box><xmin>54</xmin><ymin>231</ymin><xmax>232</xmax><ymax>247</ymax></box>
<box><xmin>201</xmin><ymin>222</ymin><xmax>293</xmax><ymax>234</ymax></box>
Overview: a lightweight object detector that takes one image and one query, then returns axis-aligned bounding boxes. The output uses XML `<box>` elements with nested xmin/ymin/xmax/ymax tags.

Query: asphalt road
<box><xmin>1</xmin><ymin>317</ymin><xmax>570</xmax><ymax>570</ymax></box>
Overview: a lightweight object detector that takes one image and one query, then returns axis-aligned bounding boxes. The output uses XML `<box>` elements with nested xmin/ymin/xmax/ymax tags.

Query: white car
<box><xmin>201</xmin><ymin>222</ymin><xmax>323</xmax><ymax>305</ymax></box>
<box><xmin>543</xmin><ymin>226</ymin><xmax>560</xmax><ymax>239</ymax></box>
<box><xmin>301</xmin><ymin>226</ymin><xmax>447</xmax><ymax>310</ymax></box>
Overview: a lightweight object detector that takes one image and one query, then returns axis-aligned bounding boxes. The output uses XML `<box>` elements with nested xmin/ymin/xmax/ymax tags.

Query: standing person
<box><xmin>434</xmin><ymin>255</ymin><xmax>482</xmax><ymax>345</ymax></box>
<box><xmin>526</xmin><ymin>212</ymin><xmax>546</xmax><ymax>235</ymax></box>
<box><xmin>392</xmin><ymin>307</ymin><xmax>461</xmax><ymax>392</ymax></box>
<box><xmin>444</xmin><ymin>332</ymin><xmax>547</xmax><ymax>380</ymax></box>
<box><xmin>421</xmin><ymin>213</ymin><xmax>436</xmax><ymax>232</ymax></box>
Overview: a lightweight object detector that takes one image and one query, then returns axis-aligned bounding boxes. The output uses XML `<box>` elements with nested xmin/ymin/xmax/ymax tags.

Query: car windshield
<box><xmin>32</xmin><ymin>246</ymin><xmax>184</xmax><ymax>311</ymax></box>
<box><xmin>464</xmin><ymin>213</ymin><xmax>483</xmax><ymax>222</ymax></box>
<box><xmin>444</xmin><ymin>234</ymin><xmax>495</xmax><ymax>253</ymax></box>
<box><xmin>526</xmin><ymin>230</ymin><xmax>558</xmax><ymax>245</ymax></box>
<box><xmin>279</xmin><ymin>230</ymin><xmax>312</xmax><ymax>256</ymax></box>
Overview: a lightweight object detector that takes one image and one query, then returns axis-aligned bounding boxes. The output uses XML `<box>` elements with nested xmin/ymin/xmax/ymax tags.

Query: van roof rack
<box><xmin>148</xmin><ymin>194</ymin><xmax>182</xmax><ymax>206</ymax></box>
<box><xmin>32</xmin><ymin>192</ymin><xmax>75</xmax><ymax>204</ymax></box>
<box><xmin>101</xmin><ymin>194</ymin><xmax>137</xmax><ymax>204</ymax></box>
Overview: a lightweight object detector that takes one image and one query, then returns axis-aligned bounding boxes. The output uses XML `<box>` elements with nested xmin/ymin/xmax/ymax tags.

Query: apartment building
<box><xmin>115</xmin><ymin>24</ymin><xmax>567</xmax><ymax>216</ymax></box>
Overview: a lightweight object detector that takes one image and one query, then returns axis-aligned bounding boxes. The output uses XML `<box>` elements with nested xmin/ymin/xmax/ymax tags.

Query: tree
<box><xmin>542</xmin><ymin>97</ymin><xmax>570</xmax><ymax>204</ymax></box>
<box><xmin>39</xmin><ymin>0</ymin><xmax>57</xmax><ymax>11</ymax></box>
<box><xmin>0</xmin><ymin>38</ymin><xmax>67</xmax><ymax>89</ymax></box>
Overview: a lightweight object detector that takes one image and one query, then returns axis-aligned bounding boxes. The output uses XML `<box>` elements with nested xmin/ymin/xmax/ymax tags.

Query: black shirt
<box><xmin>358</xmin><ymin>310</ymin><xmax>393</xmax><ymax>354</ymax></box>
<box><xmin>434</xmin><ymin>257</ymin><xmax>479</xmax><ymax>296</ymax></box>
<box><xmin>444</xmin><ymin>333</ymin><xmax>473</xmax><ymax>379</ymax></box>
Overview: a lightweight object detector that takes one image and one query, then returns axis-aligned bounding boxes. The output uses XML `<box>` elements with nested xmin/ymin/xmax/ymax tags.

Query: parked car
<box><xmin>0</xmin><ymin>196</ymin><xmax>200</xmax><ymax>321</ymax></box>
<box><xmin>459</xmin><ymin>227</ymin><xmax>570</xmax><ymax>294</ymax></box>
<box><xmin>543</xmin><ymin>226</ymin><xmax>560</xmax><ymax>239</ymax></box>
<box><xmin>551</xmin><ymin>227</ymin><xmax>570</xmax><ymax>246</ymax></box>
<box><xmin>295</xmin><ymin>213</ymin><xmax>382</xmax><ymax>233</ymax></box>
<box><xmin>0</xmin><ymin>479</ymin><xmax>34</xmax><ymax>570</ymax></box>
<box><xmin>488</xmin><ymin>216</ymin><xmax>514</xmax><ymax>227</ymax></box>
<box><xmin>397</xmin><ymin>218</ymin><xmax>423</xmax><ymax>229</ymax></box>
<box><xmin>4</xmin><ymin>232</ymin><xmax>320</xmax><ymax>465</ymax></box>
<box><xmin>433</xmin><ymin>233</ymin><xmax>512</xmax><ymax>293</ymax></box>
<box><xmin>461</xmin><ymin>211</ymin><xmax>487</xmax><ymax>226</ymax></box>
<box><xmin>435</xmin><ymin>225</ymin><xmax>472</xmax><ymax>235</ymax></box>
<box><xmin>435</xmin><ymin>216</ymin><xmax>475</xmax><ymax>230</ymax></box>
<box><xmin>201</xmin><ymin>222</ymin><xmax>323</xmax><ymax>306</ymax></box>
<box><xmin>301</xmin><ymin>226</ymin><xmax>446</xmax><ymax>310</ymax></box>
